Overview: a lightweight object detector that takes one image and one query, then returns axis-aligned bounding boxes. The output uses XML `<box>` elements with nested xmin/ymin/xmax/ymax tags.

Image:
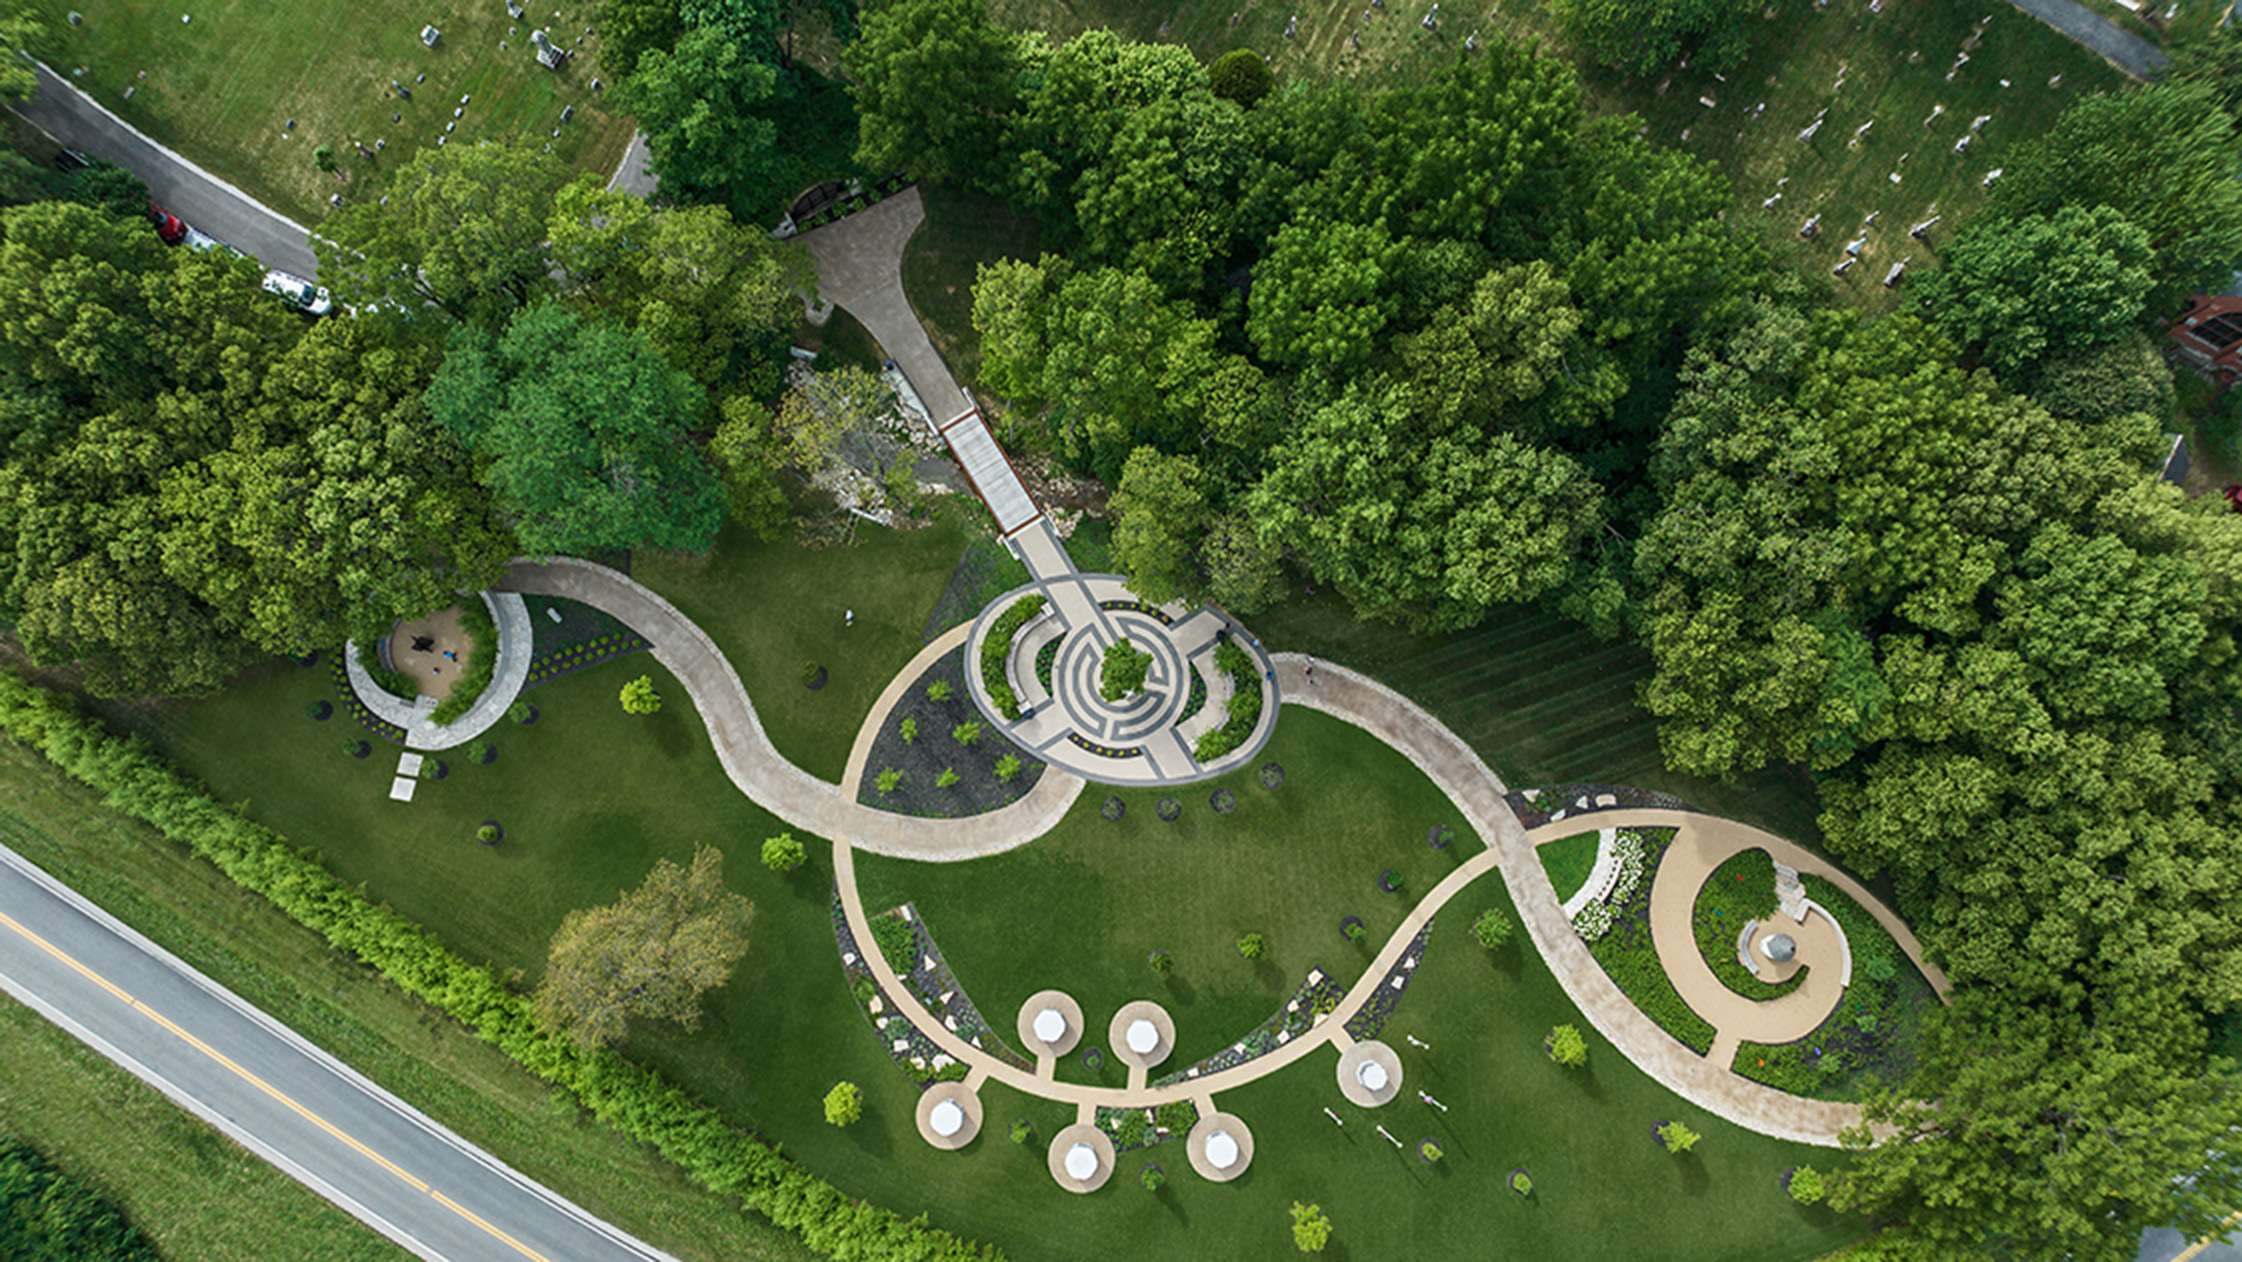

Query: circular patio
<box><xmin>1337</xmin><ymin>1039</ymin><xmax>1403</xmax><ymax>1107</ymax></box>
<box><xmin>1046</xmin><ymin>1123</ymin><xmax>1115</xmax><ymax>1193</ymax></box>
<box><xmin>914</xmin><ymin>1080</ymin><xmax>983</xmax><ymax>1150</ymax></box>
<box><xmin>1185</xmin><ymin>1111</ymin><xmax>1255</xmax><ymax>1182</ymax></box>
<box><xmin>1107</xmin><ymin>1000</ymin><xmax>1175</xmax><ymax>1070</ymax></box>
<box><xmin>1016</xmin><ymin>989</ymin><xmax>1084</xmax><ymax>1058</ymax></box>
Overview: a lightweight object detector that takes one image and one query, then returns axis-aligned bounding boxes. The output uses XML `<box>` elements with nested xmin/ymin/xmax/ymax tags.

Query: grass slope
<box><xmin>0</xmin><ymin>996</ymin><xmax>392</xmax><ymax>1261</ymax></box>
<box><xmin>1537</xmin><ymin>829</ymin><xmax>1600</xmax><ymax>904</ymax></box>
<box><xmin>1255</xmin><ymin>591</ymin><xmax>1828</xmax><ymax>844</ymax></box>
<box><xmin>856</xmin><ymin>710</ymin><xmax>1476</xmax><ymax>1078</ymax></box>
<box><xmin>119</xmin><ymin>607</ymin><xmax>1864</xmax><ymax>1259</ymax></box>
<box><xmin>45</xmin><ymin>0</ymin><xmax>632</xmax><ymax>226</ymax></box>
<box><xmin>0</xmin><ymin>732</ymin><xmax>813</xmax><ymax>1261</ymax></box>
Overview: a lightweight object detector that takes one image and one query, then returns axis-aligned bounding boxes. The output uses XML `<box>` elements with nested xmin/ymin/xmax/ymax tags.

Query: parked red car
<box><xmin>2224</xmin><ymin>484</ymin><xmax>2241</xmax><ymax>513</ymax></box>
<box><xmin>147</xmin><ymin>203</ymin><xmax>185</xmax><ymax>246</ymax></box>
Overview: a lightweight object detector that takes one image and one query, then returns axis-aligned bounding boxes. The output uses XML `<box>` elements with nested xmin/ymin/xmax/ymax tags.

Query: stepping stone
<box><xmin>388</xmin><ymin>776</ymin><xmax>417</xmax><ymax>802</ymax></box>
<box><xmin>397</xmin><ymin>752</ymin><xmax>424</xmax><ymax>777</ymax></box>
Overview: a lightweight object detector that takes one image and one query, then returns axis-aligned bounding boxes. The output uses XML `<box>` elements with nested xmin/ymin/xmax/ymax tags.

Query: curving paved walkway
<box><xmin>495</xmin><ymin>557</ymin><xmax>1085</xmax><ymax>862</ymax></box>
<box><xmin>493</xmin><ymin>554</ymin><xmax>1909</xmax><ymax>1145</ymax></box>
<box><xmin>1272</xmin><ymin>656</ymin><xmax>1872</xmax><ymax>1146</ymax></box>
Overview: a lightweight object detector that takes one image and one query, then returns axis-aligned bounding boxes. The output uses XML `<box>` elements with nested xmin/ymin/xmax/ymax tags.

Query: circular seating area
<box><xmin>1108</xmin><ymin>1000</ymin><xmax>1175</xmax><ymax>1070</ymax></box>
<box><xmin>1185</xmin><ymin>1112</ymin><xmax>1255</xmax><ymax>1182</ymax></box>
<box><xmin>1016</xmin><ymin>989</ymin><xmax>1084</xmax><ymax>1058</ymax></box>
<box><xmin>1337</xmin><ymin>1039</ymin><xmax>1403</xmax><ymax>1107</ymax></box>
<box><xmin>914</xmin><ymin>1080</ymin><xmax>983</xmax><ymax>1150</ymax></box>
<box><xmin>1046</xmin><ymin>1123</ymin><xmax>1115</xmax><ymax>1193</ymax></box>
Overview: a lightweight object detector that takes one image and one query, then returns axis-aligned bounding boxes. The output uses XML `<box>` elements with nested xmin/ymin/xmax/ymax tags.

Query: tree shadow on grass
<box><xmin>1571</xmin><ymin>1057</ymin><xmax>1609</xmax><ymax>1104</ymax></box>
<box><xmin>849</xmin><ymin>1104</ymin><xmax>897</xmax><ymax>1159</ymax></box>
<box><xmin>1674</xmin><ymin>1153</ymin><xmax>1712</xmax><ymax>1199</ymax></box>
<box><xmin>1161</xmin><ymin>973</ymin><xmax>1198</xmax><ymax>1008</ymax></box>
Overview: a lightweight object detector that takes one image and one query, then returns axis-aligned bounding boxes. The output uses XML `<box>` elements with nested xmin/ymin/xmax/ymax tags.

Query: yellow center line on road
<box><xmin>0</xmin><ymin>908</ymin><xmax>552</xmax><ymax>1261</ymax></box>
<box><xmin>2173</xmin><ymin>1211</ymin><xmax>2242</xmax><ymax>1262</ymax></box>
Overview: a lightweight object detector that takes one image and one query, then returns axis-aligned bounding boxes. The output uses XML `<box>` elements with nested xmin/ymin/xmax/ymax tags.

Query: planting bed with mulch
<box><xmin>1152</xmin><ymin>968</ymin><xmax>1347</xmax><ymax>1087</ymax></box>
<box><xmin>1506</xmin><ymin>783</ymin><xmax>1695</xmax><ymax>831</ymax></box>
<box><xmin>856</xmin><ymin>646</ymin><xmax>1044</xmax><ymax>817</ymax></box>
<box><xmin>1734</xmin><ymin>877</ymin><xmax>1939</xmax><ymax>1101</ymax></box>
<box><xmin>1344</xmin><ymin>918</ymin><xmax>1436</xmax><ymax>1042</ymax></box>
<box><xmin>520</xmin><ymin>596</ymin><xmax>650</xmax><ymax>689</ymax></box>
<box><xmin>1579</xmin><ymin>827</ymin><xmax>1718</xmax><ymax>1054</ymax></box>
<box><xmin>835</xmin><ymin>896</ymin><xmax>1032</xmax><ymax>1089</ymax></box>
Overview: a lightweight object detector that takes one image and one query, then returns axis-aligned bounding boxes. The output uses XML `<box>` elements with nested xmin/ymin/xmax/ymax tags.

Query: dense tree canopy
<box><xmin>319</xmin><ymin>142</ymin><xmax>572</xmax><ymax>325</ymax></box>
<box><xmin>1985</xmin><ymin>79</ymin><xmax>2242</xmax><ymax>313</ymax></box>
<box><xmin>428</xmin><ymin>302</ymin><xmax>725</xmax><ymax>555</ymax></box>
<box><xmin>1914</xmin><ymin>204</ymin><xmax>2154</xmax><ymax>375</ymax></box>
<box><xmin>1551</xmin><ymin>0</ymin><xmax>1764</xmax><ymax>75</ymax></box>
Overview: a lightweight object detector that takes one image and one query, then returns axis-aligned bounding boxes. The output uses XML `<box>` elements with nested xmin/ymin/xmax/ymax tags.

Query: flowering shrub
<box><xmin>1573</xmin><ymin>901</ymin><xmax>1615</xmax><ymax>941</ymax></box>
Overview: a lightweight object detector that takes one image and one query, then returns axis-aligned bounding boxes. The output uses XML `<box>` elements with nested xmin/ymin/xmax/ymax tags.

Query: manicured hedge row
<box><xmin>1190</xmin><ymin>641</ymin><xmax>1263</xmax><ymax>761</ymax></box>
<box><xmin>976</xmin><ymin>596</ymin><xmax>1045</xmax><ymax>720</ymax></box>
<box><xmin>426</xmin><ymin>598</ymin><xmax>499</xmax><ymax>727</ymax></box>
<box><xmin>0</xmin><ymin>671</ymin><xmax>1000</xmax><ymax>1262</ymax></box>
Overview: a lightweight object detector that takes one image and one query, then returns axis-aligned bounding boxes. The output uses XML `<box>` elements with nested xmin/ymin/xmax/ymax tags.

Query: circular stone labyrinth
<box><xmin>1051</xmin><ymin>611</ymin><xmax>1189</xmax><ymax>749</ymax></box>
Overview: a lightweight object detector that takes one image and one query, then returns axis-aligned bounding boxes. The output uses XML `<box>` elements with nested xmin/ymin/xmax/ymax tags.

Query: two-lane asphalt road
<box><xmin>8</xmin><ymin>62</ymin><xmax>321</xmax><ymax>277</ymax></box>
<box><xmin>0</xmin><ymin>842</ymin><xmax>676</xmax><ymax>1262</ymax></box>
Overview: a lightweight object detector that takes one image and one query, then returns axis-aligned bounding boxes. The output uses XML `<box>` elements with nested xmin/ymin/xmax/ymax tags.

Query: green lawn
<box><xmin>1537</xmin><ymin>829</ymin><xmax>1600</xmax><ymax>904</ymax></box>
<box><xmin>635</xmin><ymin>509</ymin><xmax>981</xmax><ymax>784</ymax></box>
<box><xmin>0</xmin><ymin>730</ymin><xmax>813</xmax><ymax>1261</ymax></box>
<box><xmin>898</xmin><ymin>182</ymin><xmax>1044</xmax><ymax>398</ymax></box>
<box><xmin>1253</xmin><ymin>591</ymin><xmax>1829</xmax><ymax>845</ymax></box>
<box><xmin>43</xmin><ymin>0</ymin><xmax>633</xmax><ymax>226</ymax></box>
<box><xmin>856</xmin><ymin>711</ymin><xmax>1477</xmax><ymax>1080</ymax></box>
<box><xmin>0</xmin><ymin>996</ymin><xmax>395</xmax><ymax>1261</ymax></box>
<box><xmin>111</xmin><ymin>589</ymin><xmax>1865</xmax><ymax>1260</ymax></box>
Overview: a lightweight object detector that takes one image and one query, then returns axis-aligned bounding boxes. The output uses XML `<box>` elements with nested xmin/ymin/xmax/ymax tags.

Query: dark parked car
<box><xmin>52</xmin><ymin>148</ymin><xmax>89</xmax><ymax>173</ymax></box>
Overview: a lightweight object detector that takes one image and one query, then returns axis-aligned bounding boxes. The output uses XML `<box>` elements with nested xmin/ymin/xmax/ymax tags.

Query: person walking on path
<box><xmin>1304</xmin><ymin>657</ymin><xmax>1316</xmax><ymax>686</ymax></box>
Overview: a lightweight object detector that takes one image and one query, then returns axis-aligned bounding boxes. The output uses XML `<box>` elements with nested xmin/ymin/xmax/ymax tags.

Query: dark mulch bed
<box><xmin>920</xmin><ymin>535</ymin><xmax>1031</xmax><ymax>644</ymax></box>
<box><xmin>856</xmin><ymin>646</ymin><xmax>1044</xmax><ymax>817</ymax></box>
<box><xmin>521</xmin><ymin>595</ymin><xmax>650</xmax><ymax>690</ymax></box>
<box><xmin>1506</xmin><ymin>782</ymin><xmax>1696</xmax><ymax>830</ymax></box>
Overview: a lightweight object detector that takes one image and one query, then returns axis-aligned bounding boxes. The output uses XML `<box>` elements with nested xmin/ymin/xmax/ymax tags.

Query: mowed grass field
<box><xmin>0</xmin><ymin>731</ymin><xmax>815</xmax><ymax>1261</ymax></box>
<box><xmin>100</xmin><ymin>512</ymin><xmax>1866</xmax><ymax>1260</ymax></box>
<box><xmin>155</xmin><ymin>667</ymin><xmax>1854</xmax><ymax>1261</ymax></box>
<box><xmin>0</xmin><ymin>994</ymin><xmax>395</xmax><ymax>1262</ymax></box>
<box><xmin>1254</xmin><ymin>591</ymin><xmax>1829</xmax><ymax>845</ymax></box>
<box><xmin>980</xmin><ymin>0</ymin><xmax>2124</xmax><ymax>308</ymax></box>
<box><xmin>39</xmin><ymin>0</ymin><xmax>632</xmax><ymax>225</ymax></box>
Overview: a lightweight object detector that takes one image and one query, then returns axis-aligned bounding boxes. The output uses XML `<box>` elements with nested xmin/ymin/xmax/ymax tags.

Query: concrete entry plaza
<box><xmin>965</xmin><ymin>562</ymin><xmax>1278</xmax><ymax>787</ymax></box>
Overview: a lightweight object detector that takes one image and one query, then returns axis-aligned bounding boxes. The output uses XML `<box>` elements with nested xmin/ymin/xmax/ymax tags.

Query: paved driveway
<box><xmin>0</xmin><ymin>843</ymin><xmax>675</xmax><ymax>1262</ymax></box>
<box><xmin>7</xmin><ymin>62</ymin><xmax>320</xmax><ymax>277</ymax></box>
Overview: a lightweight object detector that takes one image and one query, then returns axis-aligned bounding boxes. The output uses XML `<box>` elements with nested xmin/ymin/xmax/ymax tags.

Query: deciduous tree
<box><xmin>1914</xmin><ymin>205</ymin><xmax>2154</xmax><ymax>376</ymax></box>
<box><xmin>428</xmin><ymin>302</ymin><xmax>723</xmax><ymax>554</ymax></box>
<box><xmin>318</xmin><ymin>142</ymin><xmax>572</xmax><ymax>324</ymax></box>
<box><xmin>847</xmin><ymin>0</ymin><xmax>1019</xmax><ymax>187</ymax></box>
<box><xmin>534</xmin><ymin>845</ymin><xmax>753</xmax><ymax>1048</ymax></box>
